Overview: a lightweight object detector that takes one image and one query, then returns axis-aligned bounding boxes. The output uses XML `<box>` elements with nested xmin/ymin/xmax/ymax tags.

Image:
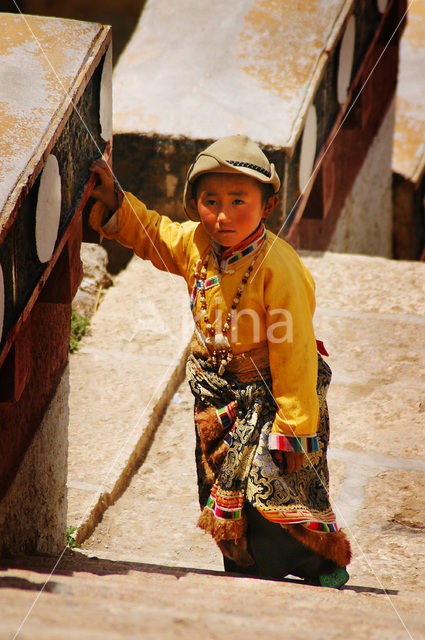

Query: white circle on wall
<box><xmin>337</xmin><ymin>15</ymin><xmax>356</xmax><ymax>105</ymax></box>
<box><xmin>0</xmin><ymin>264</ymin><xmax>4</xmax><ymax>344</ymax></box>
<box><xmin>35</xmin><ymin>154</ymin><xmax>61</xmax><ymax>263</ymax></box>
<box><xmin>100</xmin><ymin>45</ymin><xmax>113</xmax><ymax>142</ymax></box>
<box><xmin>377</xmin><ymin>0</ymin><xmax>389</xmax><ymax>13</ymax></box>
<box><xmin>299</xmin><ymin>104</ymin><xmax>317</xmax><ymax>193</ymax></box>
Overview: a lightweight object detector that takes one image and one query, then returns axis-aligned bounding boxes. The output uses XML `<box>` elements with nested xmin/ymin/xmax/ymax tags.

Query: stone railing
<box><xmin>0</xmin><ymin>13</ymin><xmax>111</xmax><ymax>554</ymax></box>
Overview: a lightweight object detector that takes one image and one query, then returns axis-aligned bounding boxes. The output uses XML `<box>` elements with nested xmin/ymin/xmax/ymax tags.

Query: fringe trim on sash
<box><xmin>282</xmin><ymin>524</ymin><xmax>352</xmax><ymax>568</ymax></box>
<box><xmin>195</xmin><ymin>406</ymin><xmax>230</xmax><ymax>479</ymax></box>
<box><xmin>198</xmin><ymin>506</ymin><xmax>248</xmax><ymax>542</ymax></box>
<box><xmin>198</xmin><ymin>509</ymin><xmax>254</xmax><ymax>566</ymax></box>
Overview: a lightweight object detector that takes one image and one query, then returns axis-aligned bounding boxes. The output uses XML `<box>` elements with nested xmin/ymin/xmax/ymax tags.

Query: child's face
<box><xmin>194</xmin><ymin>173</ymin><xmax>271</xmax><ymax>247</ymax></box>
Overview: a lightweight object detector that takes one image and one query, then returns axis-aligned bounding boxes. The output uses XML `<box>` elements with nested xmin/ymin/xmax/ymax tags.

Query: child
<box><xmin>89</xmin><ymin>135</ymin><xmax>351</xmax><ymax>587</ymax></box>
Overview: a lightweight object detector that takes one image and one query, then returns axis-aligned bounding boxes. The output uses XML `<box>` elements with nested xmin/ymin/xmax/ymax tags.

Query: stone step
<box><xmin>60</xmin><ymin>250</ymin><xmax>425</xmax><ymax>639</ymax></box>
<box><xmin>1</xmin><ymin>549</ymin><xmax>423</xmax><ymax>640</ymax></box>
<box><xmin>68</xmin><ymin>256</ymin><xmax>193</xmax><ymax>543</ymax></box>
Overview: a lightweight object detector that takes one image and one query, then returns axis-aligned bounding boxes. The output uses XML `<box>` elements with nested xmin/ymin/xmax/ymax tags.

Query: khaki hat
<box><xmin>183</xmin><ymin>135</ymin><xmax>281</xmax><ymax>221</ymax></box>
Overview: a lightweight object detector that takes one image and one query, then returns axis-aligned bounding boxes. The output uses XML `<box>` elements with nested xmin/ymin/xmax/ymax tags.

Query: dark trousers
<box><xmin>224</xmin><ymin>504</ymin><xmax>337</xmax><ymax>580</ymax></box>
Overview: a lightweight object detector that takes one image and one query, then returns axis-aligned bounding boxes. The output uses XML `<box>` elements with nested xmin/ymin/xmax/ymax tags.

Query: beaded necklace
<box><xmin>193</xmin><ymin>251</ymin><xmax>259</xmax><ymax>375</ymax></box>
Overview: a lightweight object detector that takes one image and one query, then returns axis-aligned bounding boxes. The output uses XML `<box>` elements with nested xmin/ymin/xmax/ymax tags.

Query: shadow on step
<box><xmin>0</xmin><ymin>550</ymin><xmax>398</xmax><ymax>596</ymax></box>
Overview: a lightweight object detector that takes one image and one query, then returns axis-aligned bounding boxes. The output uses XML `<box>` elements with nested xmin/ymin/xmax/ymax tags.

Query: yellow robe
<box><xmin>90</xmin><ymin>192</ymin><xmax>319</xmax><ymax>439</ymax></box>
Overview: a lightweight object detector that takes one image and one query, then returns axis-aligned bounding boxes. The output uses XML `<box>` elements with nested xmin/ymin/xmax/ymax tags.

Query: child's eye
<box><xmin>233</xmin><ymin>199</ymin><xmax>244</xmax><ymax>205</ymax></box>
<box><xmin>205</xmin><ymin>199</ymin><xmax>216</xmax><ymax>206</ymax></box>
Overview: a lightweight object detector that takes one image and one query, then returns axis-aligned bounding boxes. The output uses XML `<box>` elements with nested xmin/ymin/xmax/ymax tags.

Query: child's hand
<box><xmin>90</xmin><ymin>158</ymin><xmax>120</xmax><ymax>211</ymax></box>
<box><xmin>271</xmin><ymin>450</ymin><xmax>305</xmax><ymax>474</ymax></box>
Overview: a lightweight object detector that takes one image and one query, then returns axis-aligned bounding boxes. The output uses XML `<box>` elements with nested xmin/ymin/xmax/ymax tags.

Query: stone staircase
<box><xmin>1</xmin><ymin>250</ymin><xmax>424</xmax><ymax>639</ymax></box>
<box><xmin>1</xmin><ymin>545</ymin><xmax>422</xmax><ymax>640</ymax></box>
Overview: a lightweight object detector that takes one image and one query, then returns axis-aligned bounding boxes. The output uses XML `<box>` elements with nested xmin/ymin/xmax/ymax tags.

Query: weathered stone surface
<box><xmin>68</xmin><ymin>256</ymin><xmax>193</xmax><ymax>542</ymax></box>
<box><xmin>1</xmin><ymin>549</ymin><xmax>423</xmax><ymax>640</ymax></box>
<box><xmin>0</xmin><ymin>300</ymin><xmax>71</xmax><ymax>503</ymax></box>
<box><xmin>0</xmin><ymin>13</ymin><xmax>108</xmax><ymax>222</ymax></box>
<box><xmin>111</xmin><ymin>1</ymin><xmax>404</xmax><ymax>258</ymax></box>
<box><xmin>0</xmin><ymin>368</ymin><xmax>69</xmax><ymax>555</ymax></box>
<box><xmin>0</xmin><ymin>15</ymin><xmax>110</xmax><ymax>343</ymax></box>
<box><xmin>0</xmin><ymin>13</ymin><xmax>110</xmax><ymax>554</ymax></box>
<box><xmin>300</xmin><ymin>250</ymin><xmax>425</xmax><ymax>315</ymax></box>
<box><xmin>4</xmin><ymin>0</ymin><xmax>145</xmax><ymax>64</ymax></box>
<box><xmin>392</xmin><ymin>0</ymin><xmax>425</xmax><ymax>260</ymax></box>
<box><xmin>113</xmin><ymin>0</ymin><xmax>352</xmax><ymax>148</ymax></box>
<box><xmin>72</xmin><ymin>243</ymin><xmax>112</xmax><ymax>317</ymax></box>
<box><xmin>327</xmin><ymin>99</ymin><xmax>394</xmax><ymax>257</ymax></box>
<box><xmin>392</xmin><ymin>0</ymin><xmax>425</xmax><ymax>182</ymax></box>
<box><xmin>81</xmin><ymin>380</ymin><xmax>221</xmax><ymax>571</ymax></box>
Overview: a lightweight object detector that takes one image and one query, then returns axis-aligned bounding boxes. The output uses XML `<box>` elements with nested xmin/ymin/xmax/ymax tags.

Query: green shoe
<box><xmin>319</xmin><ymin>567</ymin><xmax>349</xmax><ymax>589</ymax></box>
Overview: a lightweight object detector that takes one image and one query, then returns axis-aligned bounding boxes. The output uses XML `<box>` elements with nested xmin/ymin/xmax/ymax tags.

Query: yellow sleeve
<box><xmin>264</xmin><ymin>249</ymin><xmax>319</xmax><ymax>445</ymax></box>
<box><xmin>89</xmin><ymin>192</ymin><xmax>197</xmax><ymax>277</ymax></box>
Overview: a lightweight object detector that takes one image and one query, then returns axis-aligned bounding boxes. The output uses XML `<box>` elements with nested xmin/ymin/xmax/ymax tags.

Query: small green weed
<box><xmin>70</xmin><ymin>310</ymin><xmax>90</xmax><ymax>353</ymax></box>
<box><xmin>66</xmin><ymin>525</ymin><xmax>81</xmax><ymax>548</ymax></box>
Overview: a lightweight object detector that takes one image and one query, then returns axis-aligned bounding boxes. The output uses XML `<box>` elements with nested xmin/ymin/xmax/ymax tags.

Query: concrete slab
<box><xmin>0</xmin><ymin>13</ymin><xmax>108</xmax><ymax>228</ymax></box>
<box><xmin>1</xmin><ymin>551</ymin><xmax>423</xmax><ymax>640</ymax></box>
<box><xmin>301</xmin><ymin>251</ymin><xmax>425</xmax><ymax>541</ymax></box>
<box><xmin>81</xmin><ymin>379</ymin><xmax>222</xmax><ymax>571</ymax></box>
<box><xmin>300</xmin><ymin>250</ymin><xmax>425</xmax><ymax>315</ymax></box>
<box><xmin>113</xmin><ymin>0</ymin><xmax>352</xmax><ymax>148</ymax></box>
<box><xmin>392</xmin><ymin>0</ymin><xmax>425</xmax><ymax>182</ymax></box>
<box><xmin>68</xmin><ymin>256</ymin><xmax>193</xmax><ymax>542</ymax></box>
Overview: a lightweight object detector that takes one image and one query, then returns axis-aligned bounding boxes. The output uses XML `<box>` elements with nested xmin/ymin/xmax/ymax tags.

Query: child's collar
<box><xmin>210</xmin><ymin>222</ymin><xmax>267</xmax><ymax>273</ymax></box>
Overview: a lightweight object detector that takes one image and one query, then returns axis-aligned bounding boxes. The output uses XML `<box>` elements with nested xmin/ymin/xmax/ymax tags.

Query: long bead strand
<box><xmin>194</xmin><ymin>254</ymin><xmax>257</xmax><ymax>375</ymax></box>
